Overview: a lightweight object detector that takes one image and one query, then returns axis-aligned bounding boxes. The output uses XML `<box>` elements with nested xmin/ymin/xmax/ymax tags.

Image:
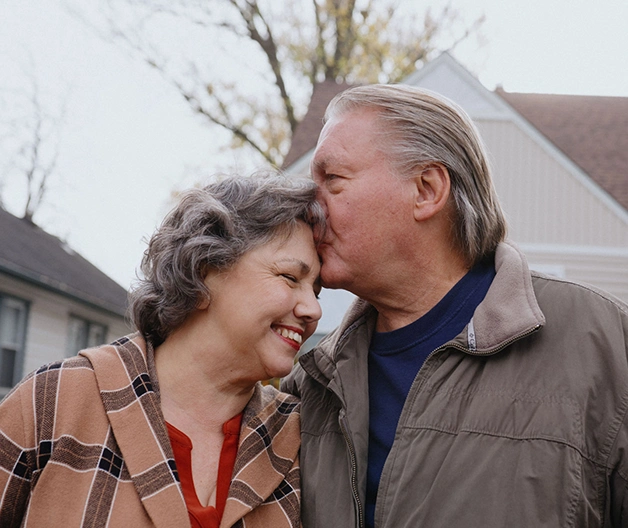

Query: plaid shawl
<box><xmin>0</xmin><ymin>334</ymin><xmax>301</xmax><ymax>527</ymax></box>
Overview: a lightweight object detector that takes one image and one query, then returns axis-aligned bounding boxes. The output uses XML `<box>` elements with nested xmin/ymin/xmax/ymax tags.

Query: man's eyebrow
<box><xmin>312</xmin><ymin>150</ymin><xmax>341</xmax><ymax>172</ymax></box>
<box><xmin>311</xmin><ymin>155</ymin><xmax>327</xmax><ymax>171</ymax></box>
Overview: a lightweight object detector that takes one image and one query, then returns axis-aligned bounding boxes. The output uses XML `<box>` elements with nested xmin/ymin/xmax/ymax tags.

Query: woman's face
<box><xmin>202</xmin><ymin>221</ymin><xmax>322</xmax><ymax>382</ymax></box>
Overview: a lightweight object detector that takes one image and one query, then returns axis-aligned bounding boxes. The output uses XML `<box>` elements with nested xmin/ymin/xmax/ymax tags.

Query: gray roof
<box><xmin>0</xmin><ymin>208</ymin><xmax>128</xmax><ymax>317</ymax></box>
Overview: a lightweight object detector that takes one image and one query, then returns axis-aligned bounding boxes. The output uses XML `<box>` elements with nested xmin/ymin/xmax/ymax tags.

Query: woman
<box><xmin>0</xmin><ymin>174</ymin><xmax>324</xmax><ymax>528</ymax></box>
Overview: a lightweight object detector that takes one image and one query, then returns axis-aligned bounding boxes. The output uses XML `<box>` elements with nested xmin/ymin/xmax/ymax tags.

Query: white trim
<box><xmin>519</xmin><ymin>243</ymin><xmax>628</xmax><ymax>258</ymax></box>
<box><xmin>404</xmin><ymin>52</ymin><xmax>513</xmax><ymax>121</ymax></box>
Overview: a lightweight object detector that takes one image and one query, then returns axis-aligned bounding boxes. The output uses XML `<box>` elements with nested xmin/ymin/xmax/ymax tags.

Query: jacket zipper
<box><xmin>457</xmin><ymin>324</ymin><xmax>543</xmax><ymax>356</ymax></box>
<box><xmin>420</xmin><ymin>324</ymin><xmax>543</xmax><ymax>368</ymax></box>
<box><xmin>340</xmin><ymin>413</ymin><xmax>364</xmax><ymax>528</ymax></box>
<box><xmin>408</xmin><ymin>324</ymin><xmax>543</xmax><ymax>396</ymax></box>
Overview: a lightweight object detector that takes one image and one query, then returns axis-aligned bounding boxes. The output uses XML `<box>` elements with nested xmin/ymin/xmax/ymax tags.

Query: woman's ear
<box><xmin>197</xmin><ymin>295</ymin><xmax>210</xmax><ymax>310</ymax></box>
<box><xmin>412</xmin><ymin>163</ymin><xmax>451</xmax><ymax>222</ymax></box>
<box><xmin>198</xmin><ymin>269</ymin><xmax>216</xmax><ymax>310</ymax></box>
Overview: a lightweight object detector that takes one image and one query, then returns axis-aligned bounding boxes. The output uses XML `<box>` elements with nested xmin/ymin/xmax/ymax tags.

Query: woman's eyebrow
<box><xmin>276</xmin><ymin>258</ymin><xmax>312</xmax><ymax>274</ymax></box>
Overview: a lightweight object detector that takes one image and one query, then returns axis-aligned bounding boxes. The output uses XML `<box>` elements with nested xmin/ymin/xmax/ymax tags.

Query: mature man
<box><xmin>282</xmin><ymin>84</ymin><xmax>628</xmax><ymax>527</ymax></box>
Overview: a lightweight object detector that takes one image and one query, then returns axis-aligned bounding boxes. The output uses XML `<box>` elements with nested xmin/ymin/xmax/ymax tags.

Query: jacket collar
<box><xmin>460</xmin><ymin>241</ymin><xmax>545</xmax><ymax>354</ymax></box>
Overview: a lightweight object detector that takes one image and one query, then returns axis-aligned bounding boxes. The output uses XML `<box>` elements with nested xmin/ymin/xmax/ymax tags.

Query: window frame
<box><xmin>0</xmin><ymin>293</ymin><xmax>30</xmax><ymax>390</ymax></box>
<box><xmin>66</xmin><ymin>314</ymin><xmax>108</xmax><ymax>357</ymax></box>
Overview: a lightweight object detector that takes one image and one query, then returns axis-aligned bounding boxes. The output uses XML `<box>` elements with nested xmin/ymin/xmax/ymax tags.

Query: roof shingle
<box><xmin>0</xmin><ymin>209</ymin><xmax>128</xmax><ymax>316</ymax></box>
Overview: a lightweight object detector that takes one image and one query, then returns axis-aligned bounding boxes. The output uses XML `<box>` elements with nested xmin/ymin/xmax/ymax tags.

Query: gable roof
<box><xmin>0</xmin><ymin>208</ymin><xmax>128</xmax><ymax>317</ymax></box>
<box><xmin>282</xmin><ymin>79</ymin><xmax>354</xmax><ymax>169</ymax></box>
<box><xmin>496</xmin><ymin>89</ymin><xmax>628</xmax><ymax>212</ymax></box>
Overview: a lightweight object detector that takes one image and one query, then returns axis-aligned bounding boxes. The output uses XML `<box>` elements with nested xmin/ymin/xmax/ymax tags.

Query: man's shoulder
<box><xmin>531</xmin><ymin>271</ymin><xmax>628</xmax><ymax>316</ymax></box>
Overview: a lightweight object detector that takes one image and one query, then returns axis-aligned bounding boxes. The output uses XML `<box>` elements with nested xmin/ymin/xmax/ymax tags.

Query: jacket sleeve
<box><xmin>0</xmin><ymin>377</ymin><xmax>36</xmax><ymax>528</ymax></box>
<box><xmin>607</xmin><ymin>319</ymin><xmax>628</xmax><ymax>527</ymax></box>
<box><xmin>607</xmin><ymin>413</ymin><xmax>628</xmax><ymax>526</ymax></box>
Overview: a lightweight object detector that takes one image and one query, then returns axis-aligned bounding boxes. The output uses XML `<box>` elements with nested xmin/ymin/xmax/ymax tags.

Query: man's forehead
<box><xmin>311</xmin><ymin>140</ymin><xmax>343</xmax><ymax>171</ymax></box>
<box><xmin>312</xmin><ymin>109</ymin><xmax>380</xmax><ymax>167</ymax></box>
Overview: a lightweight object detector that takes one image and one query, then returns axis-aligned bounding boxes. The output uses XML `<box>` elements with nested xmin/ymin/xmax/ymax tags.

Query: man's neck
<box><xmin>370</xmin><ymin>253</ymin><xmax>470</xmax><ymax>333</ymax></box>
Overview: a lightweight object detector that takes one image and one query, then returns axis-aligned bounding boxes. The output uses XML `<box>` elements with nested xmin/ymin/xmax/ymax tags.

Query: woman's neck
<box><xmin>154</xmin><ymin>329</ymin><xmax>254</xmax><ymax>432</ymax></box>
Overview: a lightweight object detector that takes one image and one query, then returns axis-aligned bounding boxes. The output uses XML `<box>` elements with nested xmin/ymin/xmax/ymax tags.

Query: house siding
<box><xmin>524</xmin><ymin>246</ymin><xmax>628</xmax><ymax>304</ymax></box>
<box><xmin>476</xmin><ymin>120</ymin><xmax>628</xmax><ymax>247</ymax></box>
<box><xmin>473</xmin><ymin>119</ymin><xmax>628</xmax><ymax>304</ymax></box>
<box><xmin>0</xmin><ymin>273</ymin><xmax>130</xmax><ymax>383</ymax></box>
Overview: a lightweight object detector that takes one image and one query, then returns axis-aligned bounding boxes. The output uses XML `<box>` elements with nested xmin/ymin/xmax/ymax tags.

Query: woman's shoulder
<box><xmin>258</xmin><ymin>382</ymin><xmax>300</xmax><ymax>408</ymax></box>
<box><xmin>2</xmin><ymin>354</ymin><xmax>94</xmax><ymax>404</ymax></box>
<box><xmin>242</xmin><ymin>382</ymin><xmax>300</xmax><ymax>424</ymax></box>
<box><xmin>78</xmin><ymin>333</ymin><xmax>146</xmax><ymax>362</ymax></box>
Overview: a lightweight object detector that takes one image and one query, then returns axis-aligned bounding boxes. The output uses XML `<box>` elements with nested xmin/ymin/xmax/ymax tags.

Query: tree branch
<box><xmin>228</xmin><ymin>0</ymin><xmax>297</xmax><ymax>133</ymax></box>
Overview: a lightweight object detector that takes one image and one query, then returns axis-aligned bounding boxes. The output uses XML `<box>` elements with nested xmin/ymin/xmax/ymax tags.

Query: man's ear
<box><xmin>412</xmin><ymin>163</ymin><xmax>451</xmax><ymax>222</ymax></box>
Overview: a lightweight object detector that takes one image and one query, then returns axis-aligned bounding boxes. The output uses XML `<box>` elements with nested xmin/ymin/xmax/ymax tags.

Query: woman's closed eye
<box><xmin>281</xmin><ymin>273</ymin><xmax>320</xmax><ymax>299</ymax></box>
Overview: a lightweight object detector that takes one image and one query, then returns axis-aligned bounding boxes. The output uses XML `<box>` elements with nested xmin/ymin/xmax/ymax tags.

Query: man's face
<box><xmin>310</xmin><ymin>109</ymin><xmax>416</xmax><ymax>297</ymax></box>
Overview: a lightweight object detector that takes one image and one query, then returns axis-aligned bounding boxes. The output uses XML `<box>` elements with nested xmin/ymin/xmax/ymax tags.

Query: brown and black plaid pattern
<box><xmin>222</xmin><ymin>386</ymin><xmax>302</xmax><ymax>527</ymax></box>
<box><xmin>0</xmin><ymin>334</ymin><xmax>302</xmax><ymax>527</ymax></box>
<box><xmin>0</xmin><ymin>358</ymin><xmax>105</xmax><ymax>527</ymax></box>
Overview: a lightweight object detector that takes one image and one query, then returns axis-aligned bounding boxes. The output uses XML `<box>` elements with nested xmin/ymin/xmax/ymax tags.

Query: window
<box><xmin>67</xmin><ymin>316</ymin><xmax>107</xmax><ymax>357</ymax></box>
<box><xmin>0</xmin><ymin>294</ymin><xmax>29</xmax><ymax>388</ymax></box>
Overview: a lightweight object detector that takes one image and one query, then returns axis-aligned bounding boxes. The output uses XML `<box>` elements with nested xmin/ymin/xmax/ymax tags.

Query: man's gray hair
<box><xmin>325</xmin><ymin>84</ymin><xmax>507</xmax><ymax>265</ymax></box>
<box><xmin>129</xmin><ymin>173</ymin><xmax>325</xmax><ymax>347</ymax></box>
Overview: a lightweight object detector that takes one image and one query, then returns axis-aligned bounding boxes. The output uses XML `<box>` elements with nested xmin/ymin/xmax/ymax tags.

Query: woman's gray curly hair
<box><xmin>129</xmin><ymin>173</ymin><xmax>325</xmax><ymax>347</ymax></box>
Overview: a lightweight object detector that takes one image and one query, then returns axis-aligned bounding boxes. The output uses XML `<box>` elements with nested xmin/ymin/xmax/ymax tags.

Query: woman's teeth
<box><xmin>274</xmin><ymin>327</ymin><xmax>302</xmax><ymax>344</ymax></box>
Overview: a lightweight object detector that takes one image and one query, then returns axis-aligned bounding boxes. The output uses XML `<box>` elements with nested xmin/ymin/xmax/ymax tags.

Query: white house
<box><xmin>284</xmin><ymin>53</ymin><xmax>628</xmax><ymax>348</ymax></box>
<box><xmin>0</xmin><ymin>209</ymin><xmax>130</xmax><ymax>397</ymax></box>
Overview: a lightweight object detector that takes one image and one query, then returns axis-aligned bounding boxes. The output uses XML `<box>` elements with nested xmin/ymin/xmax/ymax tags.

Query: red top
<box><xmin>167</xmin><ymin>413</ymin><xmax>243</xmax><ymax>528</ymax></box>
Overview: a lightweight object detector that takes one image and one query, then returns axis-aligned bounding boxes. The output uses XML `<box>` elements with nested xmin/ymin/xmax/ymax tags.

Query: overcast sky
<box><xmin>1</xmin><ymin>0</ymin><xmax>627</xmax><ymax>295</ymax></box>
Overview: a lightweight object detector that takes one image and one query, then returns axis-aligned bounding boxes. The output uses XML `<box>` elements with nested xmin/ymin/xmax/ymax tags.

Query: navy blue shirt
<box><xmin>365</xmin><ymin>262</ymin><xmax>495</xmax><ymax>527</ymax></box>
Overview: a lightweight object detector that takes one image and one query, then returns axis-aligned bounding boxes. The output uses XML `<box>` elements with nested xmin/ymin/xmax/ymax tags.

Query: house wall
<box><xmin>285</xmin><ymin>117</ymin><xmax>628</xmax><ymax>341</ymax></box>
<box><xmin>0</xmin><ymin>273</ymin><xmax>130</xmax><ymax>383</ymax></box>
<box><xmin>474</xmin><ymin>119</ymin><xmax>628</xmax><ymax>303</ymax></box>
<box><xmin>285</xmin><ymin>55</ymin><xmax>628</xmax><ymax>340</ymax></box>
<box><xmin>476</xmin><ymin>120</ymin><xmax>628</xmax><ymax>247</ymax></box>
<box><xmin>523</xmin><ymin>245</ymin><xmax>628</xmax><ymax>304</ymax></box>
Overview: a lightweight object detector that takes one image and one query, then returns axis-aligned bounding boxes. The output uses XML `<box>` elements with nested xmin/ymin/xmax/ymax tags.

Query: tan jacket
<box><xmin>283</xmin><ymin>241</ymin><xmax>628</xmax><ymax>527</ymax></box>
<box><xmin>0</xmin><ymin>334</ymin><xmax>301</xmax><ymax>528</ymax></box>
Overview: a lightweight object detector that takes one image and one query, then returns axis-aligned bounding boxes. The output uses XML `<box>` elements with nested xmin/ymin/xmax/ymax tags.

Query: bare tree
<box><xmin>0</xmin><ymin>76</ymin><xmax>66</xmax><ymax>223</ymax></box>
<box><xmin>75</xmin><ymin>0</ymin><xmax>484</xmax><ymax>168</ymax></box>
